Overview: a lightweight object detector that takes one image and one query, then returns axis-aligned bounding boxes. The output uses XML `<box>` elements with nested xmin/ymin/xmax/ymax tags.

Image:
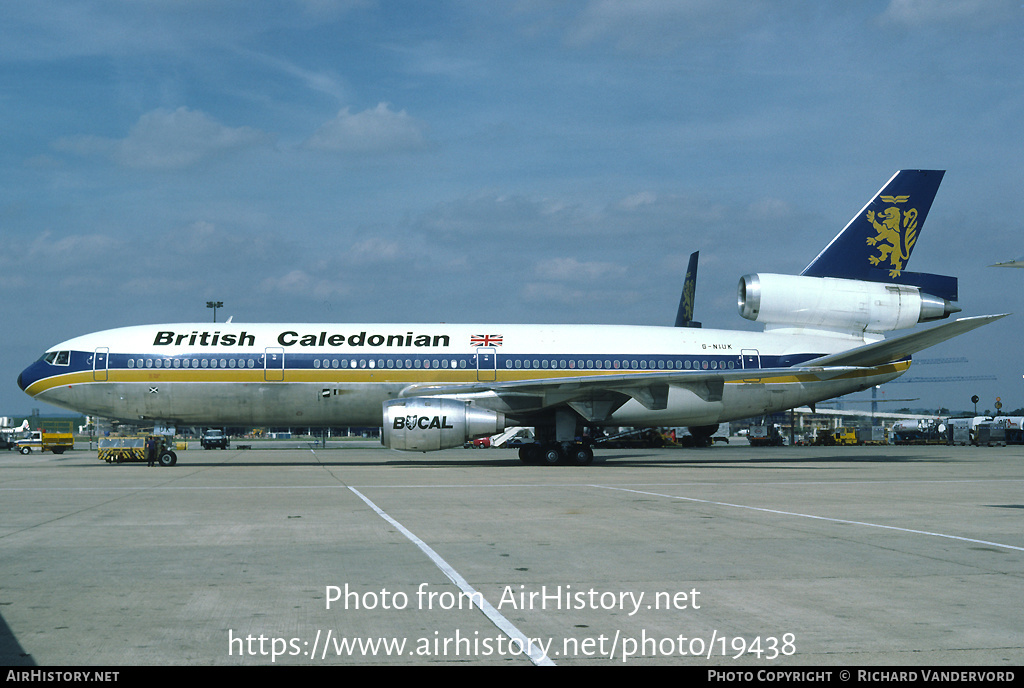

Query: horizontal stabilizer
<box><xmin>866</xmin><ymin>269</ymin><xmax>957</xmax><ymax>302</ymax></box>
<box><xmin>803</xmin><ymin>314</ymin><xmax>1008</xmax><ymax>368</ymax></box>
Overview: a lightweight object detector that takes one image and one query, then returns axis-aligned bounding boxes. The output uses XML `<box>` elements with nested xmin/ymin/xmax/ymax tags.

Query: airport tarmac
<box><xmin>1</xmin><ymin>441</ymin><xmax>1022</xmax><ymax>666</ymax></box>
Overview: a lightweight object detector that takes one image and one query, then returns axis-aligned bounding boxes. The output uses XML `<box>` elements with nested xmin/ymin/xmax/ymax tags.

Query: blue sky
<box><xmin>3</xmin><ymin>0</ymin><xmax>1023</xmax><ymax>418</ymax></box>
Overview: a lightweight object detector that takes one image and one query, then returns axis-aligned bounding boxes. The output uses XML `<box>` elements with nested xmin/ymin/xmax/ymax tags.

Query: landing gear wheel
<box><xmin>542</xmin><ymin>445</ymin><xmax>564</xmax><ymax>465</ymax></box>
<box><xmin>158</xmin><ymin>451</ymin><xmax>177</xmax><ymax>467</ymax></box>
<box><xmin>518</xmin><ymin>444</ymin><xmax>542</xmax><ymax>464</ymax></box>
<box><xmin>568</xmin><ymin>444</ymin><xmax>594</xmax><ymax>466</ymax></box>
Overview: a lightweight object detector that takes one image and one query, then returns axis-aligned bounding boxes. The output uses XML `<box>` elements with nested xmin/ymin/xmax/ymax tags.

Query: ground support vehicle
<box><xmin>98</xmin><ymin>436</ymin><xmax>178</xmax><ymax>466</ymax></box>
<box><xmin>974</xmin><ymin>421</ymin><xmax>1007</xmax><ymax>447</ymax></box>
<box><xmin>855</xmin><ymin>426</ymin><xmax>888</xmax><ymax>445</ymax></box>
<box><xmin>201</xmin><ymin>429</ymin><xmax>230</xmax><ymax>450</ymax></box>
<box><xmin>748</xmin><ymin>425</ymin><xmax>784</xmax><ymax>447</ymax></box>
<box><xmin>830</xmin><ymin>427</ymin><xmax>860</xmax><ymax>446</ymax></box>
<box><xmin>593</xmin><ymin>428</ymin><xmax>667</xmax><ymax>449</ymax></box>
<box><xmin>891</xmin><ymin>420</ymin><xmax>946</xmax><ymax>445</ymax></box>
<box><xmin>15</xmin><ymin>430</ymin><xmax>74</xmax><ymax>455</ymax></box>
<box><xmin>993</xmin><ymin>417</ymin><xmax>1024</xmax><ymax>444</ymax></box>
<box><xmin>946</xmin><ymin>417</ymin><xmax>993</xmax><ymax>446</ymax></box>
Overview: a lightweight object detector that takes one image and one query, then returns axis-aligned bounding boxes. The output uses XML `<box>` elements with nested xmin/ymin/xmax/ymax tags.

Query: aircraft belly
<box><xmin>608</xmin><ymin>385</ymin><xmax>722</xmax><ymax>426</ymax></box>
<box><xmin>41</xmin><ymin>381</ymin><xmax>394</xmax><ymax>427</ymax></box>
<box><xmin>606</xmin><ymin>370</ymin><xmax>903</xmax><ymax>426</ymax></box>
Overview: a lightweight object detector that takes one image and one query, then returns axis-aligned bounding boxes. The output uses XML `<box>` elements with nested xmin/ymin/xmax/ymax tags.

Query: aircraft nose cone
<box><xmin>17</xmin><ymin>363</ymin><xmax>39</xmax><ymax>394</ymax></box>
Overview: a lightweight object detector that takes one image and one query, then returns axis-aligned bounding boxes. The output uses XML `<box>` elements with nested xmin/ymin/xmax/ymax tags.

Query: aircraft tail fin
<box><xmin>801</xmin><ymin>170</ymin><xmax>957</xmax><ymax>301</ymax></box>
<box><xmin>674</xmin><ymin>251</ymin><xmax>702</xmax><ymax>328</ymax></box>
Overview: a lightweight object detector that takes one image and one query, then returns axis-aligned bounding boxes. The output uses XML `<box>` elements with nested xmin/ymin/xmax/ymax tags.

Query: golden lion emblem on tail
<box><xmin>866</xmin><ymin>195</ymin><xmax>918</xmax><ymax>278</ymax></box>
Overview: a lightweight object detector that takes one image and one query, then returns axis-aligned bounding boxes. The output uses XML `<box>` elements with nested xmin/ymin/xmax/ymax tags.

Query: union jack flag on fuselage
<box><xmin>470</xmin><ymin>334</ymin><xmax>503</xmax><ymax>347</ymax></box>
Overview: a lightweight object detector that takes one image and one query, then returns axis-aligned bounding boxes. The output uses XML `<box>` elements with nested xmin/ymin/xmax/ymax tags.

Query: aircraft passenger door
<box><xmin>264</xmin><ymin>347</ymin><xmax>285</xmax><ymax>381</ymax></box>
<box><xmin>476</xmin><ymin>347</ymin><xmax>497</xmax><ymax>382</ymax></box>
<box><xmin>93</xmin><ymin>347</ymin><xmax>109</xmax><ymax>381</ymax></box>
<box><xmin>741</xmin><ymin>349</ymin><xmax>761</xmax><ymax>369</ymax></box>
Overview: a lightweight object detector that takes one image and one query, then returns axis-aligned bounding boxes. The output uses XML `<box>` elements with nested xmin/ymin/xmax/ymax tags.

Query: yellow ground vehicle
<box><xmin>98</xmin><ymin>436</ymin><xmax>178</xmax><ymax>466</ymax></box>
<box><xmin>15</xmin><ymin>430</ymin><xmax>74</xmax><ymax>455</ymax></box>
<box><xmin>831</xmin><ymin>427</ymin><xmax>860</xmax><ymax>446</ymax></box>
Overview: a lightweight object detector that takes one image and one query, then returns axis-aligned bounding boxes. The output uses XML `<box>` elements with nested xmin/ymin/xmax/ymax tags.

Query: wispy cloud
<box><xmin>305</xmin><ymin>103</ymin><xmax>428</xmax><ymax>153</ymax></box>
<box><xmin>53</xmin><ymin>107</ymin><xmax>272</xmax><ymax>169</ymax></box>
<box><xmin>879</xmin><ymin>0</ymin><xmax>1018</xmax><ymax>28</ymax></box>
<box><xmin>566</xmin><ymin>0</ymin><xmax>762</xmax><ymax>51</ymax></box>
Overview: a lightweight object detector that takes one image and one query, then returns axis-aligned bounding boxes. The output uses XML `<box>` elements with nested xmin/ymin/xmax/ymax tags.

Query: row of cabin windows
<box><xmin>313</xmin><ymin>358</ymin><xmax>468</xmax><ymax>369</ymax></box>
<box><xmin>124</xmin><ymin>356</ymin><xmax>738</xmax><ymax>371</ymax></box>
<box><xmin>127</xmin><ymin>358</ymin><xmax>255</xmax><ymax>369</ymax></box>
<box><xmin>506</xmin><ymin>358</ymin><xmax>736</xmax><ymax>370</ymax></box>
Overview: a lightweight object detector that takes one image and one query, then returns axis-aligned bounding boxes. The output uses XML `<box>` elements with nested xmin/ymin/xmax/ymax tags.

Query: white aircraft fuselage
<box><xmin>19</xmin><ymin>321</ymin><xmax>902</xmax><ymax>429</ymax></box>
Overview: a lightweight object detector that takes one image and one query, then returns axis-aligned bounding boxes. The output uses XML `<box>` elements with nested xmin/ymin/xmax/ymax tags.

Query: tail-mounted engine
<box><xmin>381</xmin><ymin>398</ymin><xmax>506</xmax><ymax>452</ymax></box>
<box><xmin>738</xmin><ymin>273</ymin><xmax>959</xmax><ymax>334</ymax></box>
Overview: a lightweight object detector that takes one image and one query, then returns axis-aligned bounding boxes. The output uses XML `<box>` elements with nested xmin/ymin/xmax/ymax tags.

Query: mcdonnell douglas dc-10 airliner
<box><xmin>18</xmin><ymin>171</ymin><xmax>1005</xmax><ymax>465</ymax></box>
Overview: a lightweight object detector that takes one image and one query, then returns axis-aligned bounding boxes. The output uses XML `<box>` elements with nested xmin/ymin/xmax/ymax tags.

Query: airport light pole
<box><xmin>207</xmin><ymin>301</ymin><xmax>223</xmax><ymax>323</ymax></box>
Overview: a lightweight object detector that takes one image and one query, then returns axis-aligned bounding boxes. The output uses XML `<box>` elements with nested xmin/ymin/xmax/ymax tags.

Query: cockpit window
<box><xmin>43</xmin><ymin>351</ymin><xmax>71</xmax><ymax>366</ymax></box>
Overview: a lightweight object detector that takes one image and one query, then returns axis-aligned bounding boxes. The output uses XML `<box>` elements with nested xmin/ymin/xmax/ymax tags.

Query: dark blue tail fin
<box><xmin>801</xmin><ymin>170</ymin><xmax>957</xmax><ymax>301</ymax></box>
<box><xmin>675</xmin><ymin>251</ymin><xmax>702</xmax><ymax>328</ymax></box>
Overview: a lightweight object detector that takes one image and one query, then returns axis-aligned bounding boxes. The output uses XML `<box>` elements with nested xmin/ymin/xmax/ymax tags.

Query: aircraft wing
<box><xmin>399</xmin><ymin>365</ymin><xmax>864</xmax><ymax>419</ymax></box>
<box><xmin>401</xmin><ymin>365</ymin><xmax>860</xmax><ymax>398</ymax></box>
<box><xmin>802</xmin><ymin>314</ymin><xmax>1009</xmax><ymax>368</ymax></box>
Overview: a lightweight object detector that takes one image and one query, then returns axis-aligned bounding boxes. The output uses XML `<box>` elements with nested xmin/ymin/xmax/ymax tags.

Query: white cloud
<box><xmin>532</xmin><ymin>257</ymin><xmax>626</xmax><ymax>282</ymax></box>
<box><xmin>24</xmin><ymin>230</ymin><xmax>120</xmax><ymax>266</ymax></box>
<box><xmin>346</xmin><ymin>236</ymin><xmax>404</xmax><ymax>263</ymax></box>
<box><xmin>295</xmin><ymin>0</ymin><xmax>375</xmax><ymax>20</ymax></box>
<box><xmin>305</xmin><ymin>103</ymin><xmax>427</xmax><ymax>153</ymax></box>
<box><xmin>567</xmin><ymin>0</ymin><xmax>761</xmax><ymax>51</ymax></box>
<box><xmin>259</xmin><ymin>269</ymin><xmax>352</xmax><ymax>300</ymax></box>
<box><xmin>880</xmin><ymin>0</ymin><xmax>1016</xmax><ymax>27</ymax></box>
<box><xmin>54</xmin><ymin>107</ymin><xmax>271</xmax><ymax>169</ymax></box>
<box><xmin>617</xmin><ymin>191</ymin><xmax>658</xmax><ymax>210</ymax></box>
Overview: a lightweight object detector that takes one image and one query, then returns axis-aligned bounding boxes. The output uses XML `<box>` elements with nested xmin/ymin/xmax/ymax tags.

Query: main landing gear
<box><xmin>518</xmin><ymin>442</ymin><xmax>594</xmax><ymax>466</ymax></box>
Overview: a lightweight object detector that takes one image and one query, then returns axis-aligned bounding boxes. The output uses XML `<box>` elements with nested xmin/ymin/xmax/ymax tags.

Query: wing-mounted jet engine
<box><xmin>382</xmin><ymin>398</ymin><xmax>505</xmax><ymax>452</ymax></box>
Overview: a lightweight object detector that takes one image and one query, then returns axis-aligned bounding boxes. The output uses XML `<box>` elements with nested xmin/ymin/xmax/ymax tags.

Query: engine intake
<box><xmin>738</xmin><ymin>273</ymin><xmax>959</xmax><ymax>334</ymax></box>
<box><xmin>381</xmin><ymin>398</ymin><xmax>506</xmax><ymax>452</ymax></box>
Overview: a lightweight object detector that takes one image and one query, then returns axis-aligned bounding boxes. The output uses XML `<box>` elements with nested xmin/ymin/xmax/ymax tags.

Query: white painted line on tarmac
<box><xmin>592</xmin><ymin>484</ymin><xmax>1024</xmax><ymax>552</ymax></box>
<box><xmin>347</xmin><ymin>486</ymin><xmax>555</xmax><ymax>666</ymax></box>
<box><xmin>4</xmin><ymin>477</ymin><xmax>1022</xmax><ymax>492</ymax></box>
